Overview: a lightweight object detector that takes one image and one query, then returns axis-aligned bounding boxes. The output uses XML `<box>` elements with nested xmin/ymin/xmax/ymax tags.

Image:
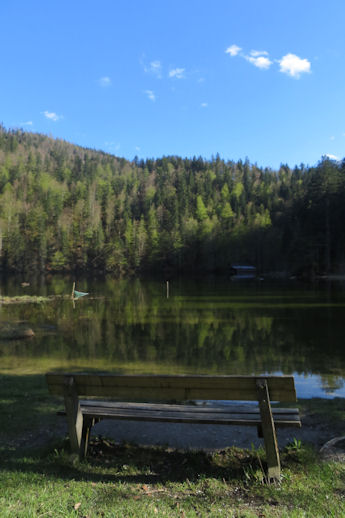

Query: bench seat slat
<box><xmin>79</xmin><ymin>408</ymin><xmax>301</xmax><ymax>427</ymax></box>
<box><xmin>80</xmin><ymin>400</ymin><xmax>299</xmax><ymax>415</ymax></box>
<box><xmin>64</xmin><ymin>400</ymin><xmax>301</xmax><ymax>427</ymax></box>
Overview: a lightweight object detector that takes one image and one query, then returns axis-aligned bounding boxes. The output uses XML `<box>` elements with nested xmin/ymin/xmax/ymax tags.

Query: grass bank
<box><xmin>0</xmin><ymin>373</ymin><xmax>344</xmax><ymax>517</ymax></box>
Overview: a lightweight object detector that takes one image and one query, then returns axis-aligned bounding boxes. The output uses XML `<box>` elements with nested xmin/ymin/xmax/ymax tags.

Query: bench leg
<box><xmin>81</xmin><ymin>418</ymin><xmax>93</xmax><ymax>458</ymax></box>
<box><xmin>63</xmin><ymin>376</ymin><xmax>84</xmax><ymax>455</ymax></box>
<box><xmin>81</xmin><ymin>417</ymin><xmax>101</xmax><ymax>458</ymax></box>
<box><xmin>256</xmin><ymin>379</ymin><xmax>281</xmax><ymax>480</ymax></box>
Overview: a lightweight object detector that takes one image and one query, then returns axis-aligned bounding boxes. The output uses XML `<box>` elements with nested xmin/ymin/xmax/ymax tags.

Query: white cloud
<box><xmin>145</xmin><ymin>90</ymin><xmax>156</xmax><ymax>101</ymax></box>
<box><xmin>225</xmin><ymin>44</ymin><xmax>241</xmax><ymax>56</ymax></box>
<box><xmin>98</xmin><ymin>76</ymin><xmax>112</xmax><ymax>87</ymax></box>
<box><xmin>278</xmin><ymin>53</ymin><xmax>311</xmax><ymax>78</ymax></box>
<box><xmin>143</xmin><ymin>60</ymin><xmax>162</xmax><ymax>78</ymax></box>
<box><xmin>226</xmin><ymin>46</ymin><xmax>312</xmax><ymax>79</ymax></box>
<box><xmin>250</xmin><ymin>50</ymin><xmax>269</xmax><ymax>57</ymax></box>
<box><xmin>42</xmin><ymin>111</ymin><xmax>62</xmax><ymax>122</ymax></box>
<box><xmin>169</xmin><ymin>68</ymin><xmax>185</xmax><ymax>79</ymax></box>
<box><xmin>245</xmin><ymin>55</ymin><xmax>272</xmax><ymax>69</ymax></box>
<box><xmin>135</xmin><ymin>146</ymin><xmax>141</xmax><ymax>152</ymax></box>
<box><xmin>330</xmin><ymin>136</ymin><xmax>335</xmax><ymax>141</ymax></box>
<box><xmin>150</xmin><ymin>61</ymin><xmax>162</xmax><ymax>77</ymax></box>
<box><xmin>201</xmin><ymin>102</ymin><xmax>208</xmax><ymax>108</ymax></box>
<box><xmin>19</xmin><ymin>121</ymin><xmax>33</xmax><ymax>126</ymax></box>
<box><xmin>325</xmin><ymin>154</ymin><xmax>339</xmax><ymax>160</ymax></box>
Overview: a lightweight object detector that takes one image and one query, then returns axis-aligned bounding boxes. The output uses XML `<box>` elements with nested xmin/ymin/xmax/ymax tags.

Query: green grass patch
<box><xmin>297</xmin><ymin>397</ymin><xmax>345</xmax><ymax>426</ymax></box>
<box><xmin>1</xmin><ymin>439</ymin><xmax>345</xmax><ymax>517</ymax></box>
<box><xmin>0</xmin><ymin>374</ymin><xmax>62</xmax><ymax>446</ymax></box>
<box><xmin>0</xmin><ymin>295</ymin><xmax>56</xmax><ymax>304</ymax></box>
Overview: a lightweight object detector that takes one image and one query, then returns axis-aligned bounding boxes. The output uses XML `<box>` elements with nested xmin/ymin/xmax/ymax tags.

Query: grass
<box><xmin>297</xmin><ymin>397</ymin><xmax>345</xmax><ymax>426</ymax></box>
<box><xmin>0</xmin><ymin>295</ymin><xmax>55</xmax><ymax>304</ymax></box>
<box><xmin>1</xmin><ymin>439</ymin><xmax>345</xmax><ymax>517</ymax></box>
<box><xmin>1</xmin><ymin>373</ymin><xmax>345</xmax><ymax>517</ymax></box>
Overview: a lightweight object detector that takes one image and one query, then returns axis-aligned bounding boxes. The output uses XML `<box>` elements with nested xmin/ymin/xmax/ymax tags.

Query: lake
<box><xmin>1</xmin><ymin>275</ymin><xmax>345</xmax><ymax>399</ymax></box>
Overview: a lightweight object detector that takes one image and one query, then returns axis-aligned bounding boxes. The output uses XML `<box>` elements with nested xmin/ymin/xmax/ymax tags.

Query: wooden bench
<box><xmin>46</xmin><ymin>373</ymin><xmax>301</xmax><ymax>479</ymax></box>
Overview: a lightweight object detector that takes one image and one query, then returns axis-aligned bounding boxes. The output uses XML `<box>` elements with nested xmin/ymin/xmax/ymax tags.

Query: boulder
<box><xmin>0</xmin><ymin>325</ymin><xmax>35</xmax><ymax>340</ymax></box>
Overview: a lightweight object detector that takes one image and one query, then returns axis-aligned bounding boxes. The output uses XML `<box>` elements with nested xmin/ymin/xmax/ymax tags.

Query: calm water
<box><xmin>1</xmin><ymin>276</ymin><xmax>345</xmax><ymax>398</ymax></box>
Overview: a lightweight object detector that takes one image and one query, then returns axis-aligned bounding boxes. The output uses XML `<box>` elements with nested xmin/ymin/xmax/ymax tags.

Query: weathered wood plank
<box><xmin>46</xmin><ymin>374</ymin><xmax>297</xmax><ymax>402</ymax></box>
<box><xmin>58</xmin><ymin>401</ymin><xmax>301</xmax><ymax>427</ymax></box>
<box><xmin>58</xmin><ymin>399</ymin><xmax>300</xmax><ymax>418</ymax></box>
<box><xmin>79</xmin><ymin>400</ymin><xmax>300</xmax><ymax>417</ymax></box>
<box><xmin>78</xmin><ymin>407</ymin><xmax>301</xmax><ymax>426</ymax></box>
<box><xmin>58</xmin><ymin>409</ymin><xmax>300</xmax><ymax>427</ymax></box>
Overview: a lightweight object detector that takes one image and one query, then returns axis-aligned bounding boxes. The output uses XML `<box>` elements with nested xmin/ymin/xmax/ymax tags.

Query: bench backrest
<box><xmin>46</xmin><ymin>373</ymin><xmax>297</xmax><ymax>402</ymax></box>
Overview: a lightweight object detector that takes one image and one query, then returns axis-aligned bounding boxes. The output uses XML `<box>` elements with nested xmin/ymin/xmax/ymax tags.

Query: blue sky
<box><xmin>1</xmin><ymin>0</ymin><xmax>344</xmax><ymax>169</ymax></box>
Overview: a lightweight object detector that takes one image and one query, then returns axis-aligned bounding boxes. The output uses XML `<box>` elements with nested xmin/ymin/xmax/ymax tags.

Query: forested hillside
<box><xmin>0</xmin><ymin>125</ymin><xmax>344</xmax><ymax>277</ymax></box>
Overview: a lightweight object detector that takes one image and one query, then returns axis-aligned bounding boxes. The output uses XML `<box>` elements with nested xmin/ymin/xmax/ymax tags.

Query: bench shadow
<box><xmin>0</xmin><ymin>373</ymin><xmax>66</xmax><ymax>448</ymax></box>
<box><xmin>0</xmin><ymin>436</ymin><xmax>264</xmax><ymax>485</ymax></box>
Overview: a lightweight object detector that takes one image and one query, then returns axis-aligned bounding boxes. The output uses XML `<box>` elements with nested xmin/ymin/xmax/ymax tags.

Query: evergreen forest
<box><xmin>0</xmin><ymin>125</ymin><xmax>344</xmax><ymax>277</ymax></box>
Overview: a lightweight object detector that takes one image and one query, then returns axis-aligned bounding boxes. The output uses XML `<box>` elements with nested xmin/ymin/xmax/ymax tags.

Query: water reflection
<box><xmin>1</xmin><ymin>277</ymin><xmax>345</xmax><ymax>397</ymax></box>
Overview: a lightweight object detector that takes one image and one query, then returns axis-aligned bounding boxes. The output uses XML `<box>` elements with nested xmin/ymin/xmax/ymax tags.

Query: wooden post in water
<box><xmin>71</xmin><ymin>282</ymin><xmax>75</xmax><ymax>300</ymax></box>
<box><xmin>166</xmin><ymin>280</ymin><xmax>169</xmax><ymax>299</ymax></box>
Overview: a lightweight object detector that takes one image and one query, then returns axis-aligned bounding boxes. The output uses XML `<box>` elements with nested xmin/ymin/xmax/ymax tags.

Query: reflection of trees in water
<box><xmin>1</xmin><ymin>279</ymin><xmax>345</xmax><ymax>376</ymax></box>
<box><xmin>319</xmin><ymin>374</ymin><xmax>344</xmax><ymax>394</ymax></box>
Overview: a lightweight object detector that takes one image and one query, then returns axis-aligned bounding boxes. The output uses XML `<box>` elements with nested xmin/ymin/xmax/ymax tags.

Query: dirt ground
<box><xmin>93</xmin><ymin>410</ymin><xmax>341</xmax><ymax>452</ymax></box>
<box><xmin>15</xmin><ymin>406</ymin><xmax>341</xmax><ymax>457</ymax></box>
<box><xmin>9</xmin><ymin>403</ymin><xmax>344</xmax><ymax>461</ymax></box>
